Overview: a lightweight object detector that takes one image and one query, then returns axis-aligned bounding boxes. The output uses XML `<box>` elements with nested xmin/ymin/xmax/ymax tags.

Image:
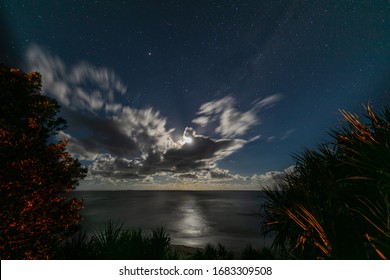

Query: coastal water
<box><xmin>72</xmin><ymin>190</ymin><xmax>274</xmax><ymax>251</ymax></box>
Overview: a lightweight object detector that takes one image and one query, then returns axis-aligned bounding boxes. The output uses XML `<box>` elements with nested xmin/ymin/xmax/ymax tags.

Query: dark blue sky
<box><xmin>2</xmin><ymin>1</ymin><xmax>389</xmax><ymax>189</ymax></box>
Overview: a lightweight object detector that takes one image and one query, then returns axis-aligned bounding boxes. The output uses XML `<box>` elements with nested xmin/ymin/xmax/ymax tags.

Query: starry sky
<box><xmin>2</xmin><ymin>1</ymin><xmax>390</xmax><ymax>190</ymax></box>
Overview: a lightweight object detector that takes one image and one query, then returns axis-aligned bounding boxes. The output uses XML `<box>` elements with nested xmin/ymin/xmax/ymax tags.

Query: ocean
<box><xmin>71</xmin><ymin>190</ymin><xmax>274</xmax><ymax>251</ymax></box>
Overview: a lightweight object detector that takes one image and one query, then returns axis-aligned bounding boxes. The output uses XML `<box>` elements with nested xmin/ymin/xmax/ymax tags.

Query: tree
<box><xmin>0</xmin><ymin>64</ymin><xmax>86</xmax><ymax>259</ymax></box>
<box><xmin>261</xmin><ymin>104</ymin><xmax>390</xmax><ymax>259</ymax></box>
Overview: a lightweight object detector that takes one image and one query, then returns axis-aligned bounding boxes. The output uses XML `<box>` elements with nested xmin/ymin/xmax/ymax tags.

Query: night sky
<box><xmin>2</xmin><ymin>1</ymin><xmax>390</xmax><ymax>190</ymax></box>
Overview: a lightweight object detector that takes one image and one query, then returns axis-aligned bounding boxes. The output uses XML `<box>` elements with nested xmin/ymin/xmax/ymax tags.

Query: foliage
<box><xmin>241</xmin><ymin>244</ymin><xmax>276</xmax><ymax>260</ymax></box>
<box><xmin>56</xmin><ymin>230</ymin><xmax>93</xmax><ymax>259</ymax></box>
<box><xmin>0</xmin><ymin>64</ymin><xmax>86</xmax><ymax>259</ymax></box>
<box><xmin>90</xmin><ymin>221</ymin><xmax>125</xmax><ymax>259</ymax></box>
<box><xmin>149</xmin><ymin>226</ymin><xmax>172</xmax><ymax>259</ymax></box>
<box><xmin>58</xmin><ymin>222</ymin><xmax>177</xmax><ymax>260</ymax></box>
<box><xmin>57</xmin><ymin>222</ymin><xmax>275</xmax><ymax>260</ymax></box>
<box><xmin>261</xmin><ymin>104</ymin><xmax>390</xmax><ymax>259</ymax></box>
<box><xmin>192</xmin><ymin>243</ymin><xmax>235</xmax><ymax>260</ymax></box>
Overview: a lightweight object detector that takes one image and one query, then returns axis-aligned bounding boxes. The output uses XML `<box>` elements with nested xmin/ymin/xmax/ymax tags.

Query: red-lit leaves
<box><xmin>0</xmin><ymin>64</ymin><xmax>86</xmax><ymax>259</ymax></box>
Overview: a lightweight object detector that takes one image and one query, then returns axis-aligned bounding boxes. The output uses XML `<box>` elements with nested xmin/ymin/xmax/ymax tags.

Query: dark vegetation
<box><xmin>0</xmin><ymin>64</ymin><xmax>86</xmax><ymax>259</ymax></box>
<box><xmin>55</xmin><ymin>221</ymin><xmax>274</xmax><ymax>260</ymax></box>
<box><xmin>56</xmin><ymin>223</ymin><xmax>178</xmax><ymax>260</ymax></box>
<box><xmin>262</xmin><ymin>104</ymin><xmax>390</xmax><ymax>259</ymax></box>
<box><xmin>1</xmin><ymin>64</ymin><xmax>388</xmax><ymax>259</ymax></box>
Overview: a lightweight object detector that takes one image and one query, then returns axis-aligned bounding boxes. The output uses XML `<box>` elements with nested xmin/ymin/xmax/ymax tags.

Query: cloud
<box><xmin>250</xmin><ymin>165</ymin><xmax>296</xmax><ymax>189</ymax></box>
<box><xmin>193</xmin><ymin>94</ymin><xmax>282</xmax><ymax>138</ymax></box>
<box><xmin>27</xmin><ymin>45</ymin><xmax>176</xmax><ymax>158</ymax></box>
<box><xmin>207</xmin><ymin>167</ymin><xmax>246</xmax><ymax>180</ymax></box>
<box><xmin>57</xmin><ymin>131</ymin><xmax>97</xmax><ymax>160</ymax></box>
<box><xmin>65</xmin><ymin>112</ymin><xmax>139</xmax><ymax>158</ymax></box>
<box><xmin>89</xmin><ymin>154</ymin><xmax>144</xmax><ymax>179</ymax></box>
<box><xmin>172</xmin><ymin>167</ymin><xmax>246</xmax><ymax>184</ymax></box>
<box><xmin>76</xmin><ymin>125</ymin><xmax>247</xmax><ymax>180</ymax></box>
<box><xmin>280</xmin><ymin>129</ymin><xmax>295</xmax><ymax>140</ymax></box>
<box><xmin>26</xmin><ymin>44</ymin><xmax>126</xmax><ymax>113</ymax></box>
<box><xmin>115</xmin><ymin>107</ymin><xmax>177</xmax><ymax>155</ymax></box>
<box><xmin>254</xmin><ymin>93</ymin><xmax>283</xmax><ymax>109</ymax></box>
<box><xmin>266</xmin><ymin>128</ymin><xmax>295</xmax><ymax>143</ymax></box>
<box><xmin>161</xmin><ymin>127</ymin><xmax>247</xmax><ymax>173</ymax></box>
<box><xmin>142</xmin><ymin>175</ymin><xmax>155</xmax><ymax>184</ymax></box>
<box><xmin>26</xmin><ymin>44</ymin><xmax>267</xmax><ymax>185</ymax></box>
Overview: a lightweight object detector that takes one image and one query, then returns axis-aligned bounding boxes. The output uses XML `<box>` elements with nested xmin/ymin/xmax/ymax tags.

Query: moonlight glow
<box><xmin>183</xmin><ymin>136</ymin><xmax>192</xmax><ymax>144</ymax></box>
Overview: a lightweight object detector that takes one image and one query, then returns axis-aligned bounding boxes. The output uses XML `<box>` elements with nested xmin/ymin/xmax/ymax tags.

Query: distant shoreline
<box><xmin>75</xmin><ymin>184</ymin><xmax>267</xmax><ymax>191</ymax></box>
<box><xmin>73</xmin><ymin>189</ymin><xmax>264</xmax><ymax>192</ymax></box>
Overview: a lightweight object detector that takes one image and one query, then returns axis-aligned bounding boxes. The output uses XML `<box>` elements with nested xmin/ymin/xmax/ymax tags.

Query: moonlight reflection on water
<box><xmin>173</xmin><ymin>197</ymin><xmax>212</xmax><ymax>247</ymax></box>
<box><xmin>74</xmin><ymin>191</ymin><xmax>272</xmax><ymax>250</ymax></box>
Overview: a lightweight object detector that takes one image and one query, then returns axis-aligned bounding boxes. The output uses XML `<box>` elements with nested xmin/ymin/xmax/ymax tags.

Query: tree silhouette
<box><xmin>0</xmin><ymin>64</ymin><xmax>86</xmax><ymax>259</ymax></box>
<box><xmin>262</xmin><ymin>104</ymin><xmax>390</xmax><ymax>259</ymax></box>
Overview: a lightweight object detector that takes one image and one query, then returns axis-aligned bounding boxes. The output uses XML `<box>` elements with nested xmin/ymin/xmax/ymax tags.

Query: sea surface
<box><xmin>71</xmin><ymin>190</ymin><xmax>274</xmax><ymax>251</ymax></box>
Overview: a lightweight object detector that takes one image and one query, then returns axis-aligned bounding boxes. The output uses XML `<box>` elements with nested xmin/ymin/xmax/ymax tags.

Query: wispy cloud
<box><xmin>254</xmin><ymin>94</ymin><xmax>283</xmax><ymax>109</ymax></box>
<box><xmin>267</xmin><ymin>128</ymin><xmax>295</xmax><ymax>143</ymax></box>
<box><xmin>26</xmin><ymin>44</ymin><xmax>126</xmax><ymax>113</ymax></box>
<box><xmin>192</xmin><ymin>94</ymin><xmax>282</xmax><ymax>138</ymax></box>
<box><xmin>280</xmin><ymin>129</ymin><xmax>295</xmax><ymax>140</ymax></box>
